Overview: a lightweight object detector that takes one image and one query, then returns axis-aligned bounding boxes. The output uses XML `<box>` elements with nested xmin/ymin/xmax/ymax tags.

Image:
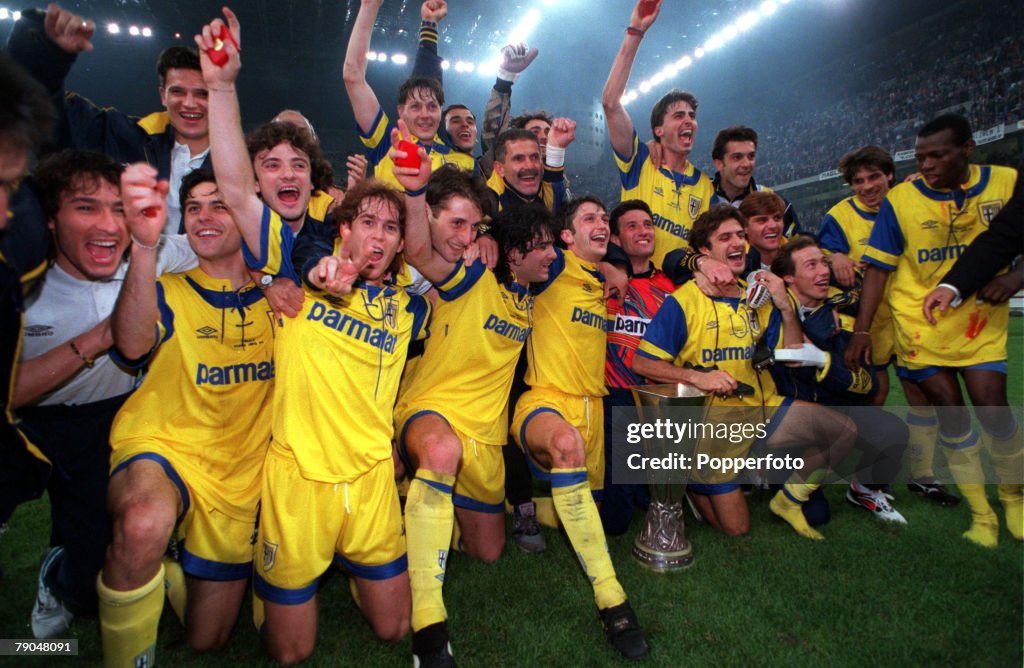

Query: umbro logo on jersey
<box><xmin>705</xmin><ymin>320</ymin><xmax>719</xmax><ymax>330</ymax></box>
<box><xmin>653</xmin><ymin>187</ymin><xmax>664</xmax><ymax>197</ymax></box>
<box><xmin>920</xmin><ymin>220</ymin><xmax>940</xmax><ymax>230</ymax></box>
<box><xmin>24</xmin><ymin>325</ymin><xmax>54</xmax><ymax>337</ymax></box>
<box><xmin>582</xmin><ymin>283</ymin><xmax>593</xmax><ymax>293</ymax></box>
<box><xmin>196</xmin><ymin>326</ymin><xmax>218</xmax><ymax>339</ymax></box>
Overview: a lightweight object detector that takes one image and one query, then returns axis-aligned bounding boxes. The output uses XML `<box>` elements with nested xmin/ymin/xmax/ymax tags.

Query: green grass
<box><xmin>1</xmin><ymin>322</ymin><xmax>1022</xmax><ymax>667</ymax></box>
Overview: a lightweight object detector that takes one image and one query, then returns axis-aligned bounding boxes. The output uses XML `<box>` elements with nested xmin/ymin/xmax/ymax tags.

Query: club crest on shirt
<box><xmin>688</xmin><ymin>195</ymin><xmax>702</xmax><ymax>218</ymax></box>
<box><xmin>383</xmin><ymin>296</ymin><xmax>398</xmax><ymax>329</ymax></box>
<box><xmin>979</xmin><ymin>201</ymin><xmax>1003</xmax><ymax>226</ymax></box>
<box><xmin>653</xmin><ymin>186</ymin><xmax>664</xmax><ymax>197</ymax></box>
<box><xmin>262</xmin><ymin>540</ymin><xmax>278</xmax><ymax>572</ymax></box>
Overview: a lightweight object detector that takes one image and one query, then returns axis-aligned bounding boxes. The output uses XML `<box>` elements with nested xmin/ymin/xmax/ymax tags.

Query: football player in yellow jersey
<box><xmin>198</xmin><ymin>11</ymin><xmax>427</xmax><ymax>663</ymax></box>
<box><xmin>390</xmin><ymin>138</ymin><xmax>557</xmax><ymax>665</ymax></box>
<box><xmin>633</xmin><ymin>205</ymin><xmax>857</xmax><ymax>541</ymax></box>
<box><xmin>487</xmin><ymin>125</ymin><xmax>571</xmax><ymax>213</ymax></box>
<box><xmin>97</xmin><ymin>164</ymin><xmax>273</xmax><ymax>667</ymax></box>
<box><xmin>851</xmin><ymin>114</ymin><xmax>1021</xmax><ymax>547</ymax></box>
<box><xmin>602</xmin><ymin>0</ymin><xmax>715</xmax><ymax>270</ymax></box>
<box><xmin>821</xmin><ymin>146</ymin><xmax>958</xmax><ymax>505</ymax></box>
<box><xmin>508</xmin><ymin>195</ymin><xmax>649</xmax><ymax>660</ymax></box>
<box><xmin>343</xmin><ymin>0</ymin><xmax>474</xmax><ymax>191</ymax></box>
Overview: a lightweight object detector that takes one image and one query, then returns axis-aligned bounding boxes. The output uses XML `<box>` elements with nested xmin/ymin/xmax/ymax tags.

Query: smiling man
<box><xmin>343</xmin><ymin>0</ymin><xmax>473</xmax><ymax>190</ymax></box>
<box><xmin>487</xmin><ymin>128</ymin><xmax>571</xmax><ymax>213</ymax></box>
<box><xmin>15</xmin><ymin>150</ymin><xmax>195</xmax><ymax>640</ymax></box>
<box><xmin>7</xmin><ymin>4</ymin><xmax>213</xmax><ymax>234</ymax></box>
<box><xmin>509</xmin><ymin>195</ymin><xmax>649</xmax><ymax>660</ymax></box>
<box><xmin>602</xmin><ymin>0</ymin><xmax>714</xmax><ymax>269</ymax></box>
<box><xmin>849</xmin><ymin>114</ymin><xmax>1021</xmax><ymax>547</ymax></box>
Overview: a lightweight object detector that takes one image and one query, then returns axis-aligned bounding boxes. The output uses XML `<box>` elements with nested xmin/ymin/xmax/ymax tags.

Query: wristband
<box><xmin>853</xmin><ymin>330</ymin><xmax>870</xmax><ymax>336</ymax></box>
<box><xmin>496</xmin><ymin>67</ymin><xmax>520</xmax><ymax>84</ymax></box>
<box><xmin>405</xmin><ymin>184</ymin><xmax>428</xmax><ymax>197</ymax></box>
<box><xmin>626</xmin><ymin>26</ymin><xmax>645</xmax><ymax>37</ymax></box>
<box><xmin>545</xmin><ymin>144</ymin><xmax>566</xmax><ymax>169</ymax></box>
<box><xmin>69</xmin><ymin>340</ymin><xmax>95</xmax><ymax>368</ymax></box>
<box><xmin>131</xmin><ymin>235</ymin><xmax>158</xmax><ymax>251</ymax></box>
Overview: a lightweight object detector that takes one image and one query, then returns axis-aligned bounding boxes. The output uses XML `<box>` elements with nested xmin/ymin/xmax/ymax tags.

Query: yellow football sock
<box><xmin>906</xmin><ymin>406</ymin><xmax>939</xmax><ymax>480</ymax></box>
<box><xmin>551</xmin><ymin>468</ymin><xmax>625</xmax><ymax>611</ymax></box>
<box><xmin>941</xmin><ymin>429</ymin><xmax>997</xmax><ymax>548</ymax></box>
<box><xmin>405</xmin><ymin>470</ymin><xmax>456</xmax><ymax>632</ymax></box>
<box><xmin>162</xmin><ymin>556</ymin><xmax>186</xmax><ymax>625</ymax></box>
<box><xmin>983</xmin><ymin>424</ymin><xmax>1023</xmax><ymax>541</ymax></box>
<box><xmin>770</xmin><ymin>477</ymin><xmax>825</xmax><ymax>541</ymax></box>
<box><xmin>97</xmin><ymin>566</ymin><xmax>164</xmax><ymax>668</ymax></box>
<box><xmin>534</xmin><ymin>496</ymin><xmax>561</xmax><ymax>529</ymax></box>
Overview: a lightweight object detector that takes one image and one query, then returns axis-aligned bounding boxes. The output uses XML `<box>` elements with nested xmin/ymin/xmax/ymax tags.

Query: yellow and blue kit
<box><xmin>485</xmin><ymin>167</ymin><xmax>567</xmax><ymax>213</ymax></box>
<box><xmin>396</xmin><ymin>259</ymin><xmax>532</xmax><ymax>511</ymax></box>
<box><xmin>242</xmin><ymin>202</ymin><xmax>430</xmax><ymax>601</ymax></box>
<box><xmin>109</xmin><ymin>268</ymin><xmax>274</xmax><ymax>578</ymax></box>
<box><xmin>818</xmin><ymin>195</ymin><xmax>896</xmax><ymax>367</ymax></box>
<box><xmin>512</xmin><ymin>248</ymin><xmax>610</xmax><ymax>494</ymax></box>
<box><xmin>862</xmin><ymin>164</ymin><xmax>1017</xmax><ymax>374</ymax></box>
<box><xmin>614</xmin><ymin>130</ymin><xmax>715</xmax><ymax>269</ymax></box>
<box><xmin>637</xmin><ymin>281</ymin><xmax>789</xmax><ymax>487</ymax></box>
<box><xmin>360</xmin><ymin>106</ymin><xmax>475</xmax><ymax>190</ymax></box>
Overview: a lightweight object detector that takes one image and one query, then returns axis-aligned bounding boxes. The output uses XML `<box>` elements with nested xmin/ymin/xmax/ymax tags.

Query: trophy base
<box><xmin>630</xmin><ymin>500</ymin><xmax>695</xmax><ymax>572</ymax></box>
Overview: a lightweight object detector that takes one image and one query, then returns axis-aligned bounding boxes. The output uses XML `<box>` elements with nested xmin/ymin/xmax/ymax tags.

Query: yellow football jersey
<box><xmin>525</xmin><ymin>248</ymin><xmax>609</xmax><ymax>398</ymax></box>
<box><xmin>614</xmin><ymin>131</ymin><xmax>714</xmax><ymax>269</ymax></box>
<box><xmin>485</xmin><ymin>168</ymin><xmax>563</xmax><ymax>213</ymax></box>
<box><xmin>396</xmin><ymin>259</ymin><xmax>531</xmax><ymax>445</ymax></box>
<box><xmin>243</xmin><ymin>203</ymin><xmax>431</xmax><ymax>483</ymax></box>
<box><xmin>110</xmin><ymin>268</ymin><xmax>275</xmax><ymax>520</ymax></box>
<box><xmin>636</xmin><ymin>280</ymin><xmax>784</xmax><ymax>410</ymax></box>
<box><xmin>360</xmin><ymin>107</ymin><xmax>475</xmax><ymax>190</ymax></box>
<box><xmin>863</xmin><ymin>164</ymin><xmax>1016</xmax><ymax>367</ymax></box>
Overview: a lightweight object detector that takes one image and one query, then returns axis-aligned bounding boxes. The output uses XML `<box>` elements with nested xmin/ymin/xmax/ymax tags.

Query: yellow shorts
<box><xmin>396</xmin><ymin>409</ymin><xmax>505</xmax><ymax>513</ymax></box>
<box><xmin>111</xmin><ymin>448</ymin><xmax>256</xmax><ymax>581</ymax></box>
<box><xmin>870</xmin><ymin>302</ymin><xmax>896</xmax><ymax>368</ymax></box>
<box><xmin>511</xmin><ymin>387</ymin><xmax>605</xmax><ymax>496</ymax></box>
<box><xmin>254</xmin><ymin>442</ymin><xmax>406</xmax><ymax>605</ymax></box>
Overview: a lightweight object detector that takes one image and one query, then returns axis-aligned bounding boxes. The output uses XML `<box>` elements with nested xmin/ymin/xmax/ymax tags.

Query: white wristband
<box><xmin>545</xmin><ymin>144</ymin><xmax>566</xmax><ymax>169</ymax></box>
<box><xmin>496</xmin><ymin>68</ymin><xmax>520</xmax><ymax>84</ymax></box>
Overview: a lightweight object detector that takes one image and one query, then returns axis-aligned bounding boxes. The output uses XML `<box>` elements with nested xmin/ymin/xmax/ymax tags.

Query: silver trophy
<box><xmin>630</xmin><ymin>383</ymin><xmax>707</xmax><ymax>572</ymax></box>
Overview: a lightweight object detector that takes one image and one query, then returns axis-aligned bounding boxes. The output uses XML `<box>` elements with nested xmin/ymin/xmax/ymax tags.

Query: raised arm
<box><xmin>601</xmin><ymin>0</ymin><xmax>662</xmax><ymax>157</ymax></box>
<box><xmin>388</xmin><ymin>119</ymin><xmax>455</xmax><ymax>282</ymax></box>
<box><xmin>411</xmin><ymin>0</ymin><xmax>447</xmax><ymax>82</ymax></box>
<box><xmin>342</xmin><ymin>0</ymin><xmax>386</xmax><ymax>135</ymax></box>
<box><xmin>111</xmin><ymin>164</ymin><xmax>168</xmax><ymax>361</ymax></box>
<box><xmin>479</xmin><ymin>43</ymin><xmax>539</xmax><ymax>175</ymax></box>
<box><xmin>194</xmin><ymin>8</ymin><xmax>263</xmax><ymax>254</ymax></box>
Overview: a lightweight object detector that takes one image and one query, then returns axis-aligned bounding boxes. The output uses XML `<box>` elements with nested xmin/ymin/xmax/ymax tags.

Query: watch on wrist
<box><xmin>259</xmin><ymin>274</ymin><xmax>275</xmax><ymax>288</ymax></box>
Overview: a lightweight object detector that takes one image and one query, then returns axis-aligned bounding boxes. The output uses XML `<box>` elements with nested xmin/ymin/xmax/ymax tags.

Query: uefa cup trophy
<box><xmin>629</xmin><ymin>383</ymin><xmax>707</xmax><ymax>572</ymax></box>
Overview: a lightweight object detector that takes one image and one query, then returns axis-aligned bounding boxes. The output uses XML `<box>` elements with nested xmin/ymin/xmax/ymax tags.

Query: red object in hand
<box><xmin>142</xmin><ymin>206</ymin><xmax>159</xmax><ymax>218</ymax></box>
<box><xmin>395</xmin><ymin>140</ymin><xmax>421</xmax><ymax>169</ymax></box>
<box><xmin>207</xmin><ymin>25</ymin><xmax>239</xmax><ymax>67</ymax></box>
<box><xmin>639</xmin><ymin>0</ymin><xmax>657</xmax><ymax>17</ymax></box>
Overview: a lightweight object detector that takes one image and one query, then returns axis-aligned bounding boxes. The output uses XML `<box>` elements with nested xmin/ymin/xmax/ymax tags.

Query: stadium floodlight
<box><xmin>760</xmin><ymin>1</ymin><xmax>778</xmax><ymax>16</ymax></box>
<box><xmin>128</xmin><ymin>25</ymin><xmax>140</xmax><ymax>36</ymax></box>
<box><xmin>694</xmin><ymin>47</ymin><xmax>705</xmax><ymax>58</ymax></box>
<box><xmin>737</xmin><ymin>10</ymin><xmax>760</xmax><ymax>32</ymax></box>
<box><xmin>367</xmin><ymin>50</ymin><xmax>377</xmax><ymax>60</ymax></box>
<box><xmin>0</xmin><ymin>9</ymin><xmax>8</xmax><ymax>20</ymax></box>
<box><xmin>676</xmin><ymin>55</ymin><xmax>693</xmax><ymax>69</ymax></box>
<box><xmin>440</xmin><ymin>59</ymin><xmax>450</xmax><ymax>70</ymax></box>
<box><xmin>507</xmin><ymin>8</ymin><xmax>541</xmax><ymax>44</ymax></box>
<box><xmin>476</xmin><ymin>60</ymin><xmax>499</xmax><ymax>76</ymax></box>
<box><xmin>141</xmin><ymin>27</ymin><xmax>152</xmax><ymax>37</ymax></box>
<box><xmin>11</xmin><ymin>9</ymin><xmax>19</xmax><ymax>20</ymax></box>
<box><xmin>639</xmin><ymin>81</ymin><xmax>652</xmax><ymax>93</ymax></box>
<box><xmin>704</xmin><ymin>34</ymin><xmax>725</xmax><ymax>52</ymax></box>
<box><xmin>391</xmin><ymin>53</ymin><xmax>408</xmax><ymax>65</ymax></box>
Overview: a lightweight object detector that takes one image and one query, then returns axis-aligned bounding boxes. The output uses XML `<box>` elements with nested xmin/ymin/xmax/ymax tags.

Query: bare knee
<box><xmin>266</xmin><ymin>635</ymin><xmax>314</xmax><ymax>666</ymax></box>
<box><xmin>370</xmin><ymin>613</ymin><xmax>409</xmax><ymax>643</ymax></box>
<box><xmin>187</xmin><ymin>627</ymin><xmax>231</xmax><ymax>653</ymax></box>
<box><xmin>466</xmin><ymin>539</ymin><xmax>504</xmax><ymax>564</ymax></box>
<box><xmin>550</xmin><ymin>429</ymin><xmax>585</xmax><ymax>469</ymax></box>
<box><xmin>416</xmin><ymin>433</ymin><xmax>462</xmax><ymax>476</ymax></box>
<box><xmin>112</xmin><ymin>501</ymin><xmax>175</xmax><ymax>570</ymax></box>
